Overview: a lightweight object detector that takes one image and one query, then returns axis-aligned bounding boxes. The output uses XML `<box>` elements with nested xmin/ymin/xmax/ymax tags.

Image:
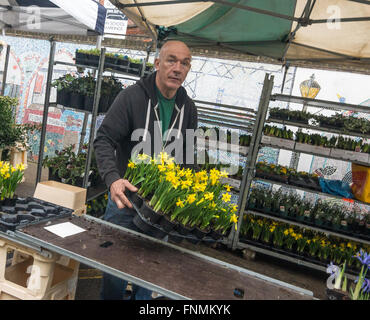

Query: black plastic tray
<box><xmin>0</xmin><ymin>197</ymin><xmax>73</xmax><ymax>232</ymax></box>
<box><xmin>127</xmin><ymin>195</ymin><xmax>225</xmax><ymax>244</ymax></box>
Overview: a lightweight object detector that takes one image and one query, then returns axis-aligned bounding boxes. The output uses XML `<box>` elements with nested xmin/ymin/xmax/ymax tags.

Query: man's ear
<box><xmin>154</xmin><ymin>58</ymin><xmax>160</xmax><ymax>70</ymax></box>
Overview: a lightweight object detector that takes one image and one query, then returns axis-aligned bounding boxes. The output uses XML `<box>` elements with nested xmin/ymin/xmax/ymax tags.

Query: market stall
<box><xmin>0</xmin><ymin>0</ymin><xmax>369</xmax><ymax>301</ymax></box>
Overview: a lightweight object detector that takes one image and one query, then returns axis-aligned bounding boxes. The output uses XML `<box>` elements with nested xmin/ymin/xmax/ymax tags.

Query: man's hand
<box><xmin>110</xmin><ymin>179</ymin><xmax>138</xmax><ymax>209</ymax></box>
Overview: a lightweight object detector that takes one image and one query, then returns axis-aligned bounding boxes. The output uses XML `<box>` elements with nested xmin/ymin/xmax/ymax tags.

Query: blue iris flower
<box><xmin>353</xmin><ymin>249</ymin><xmax>370</xmax><ymax>268</ymax></box>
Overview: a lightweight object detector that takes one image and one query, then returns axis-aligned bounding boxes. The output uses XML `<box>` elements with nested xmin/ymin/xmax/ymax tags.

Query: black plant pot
<box><xmin>86</xmin><ymin>54</ymin><xmax>99</xmax><ymax>67</ymax></box>
<box><xmin>129</xmin><ymin>192</ymin><xmax>143</xmax><ymax>209</ymax></box>
<box><xmin>71</xmin><ymin>177</ymin><xmax>84</xmax><ymax>187</ymax></box>
<box><xmin>105</xmin><ymin>56</ymin><xmax>117</xmax><ymax>67</ymax></box>
<box><xmin>158</xmin><ymin>214</ymin><xmax>177</xmax><ymax>233</ymax></box>
<box><xmin>192</xmin><ymin>226</ymin><xmax>209</xmax><ymax>240</ymax></box>
<box><xmin>70</xmin><ymin>92</ymin><xmax>85</xmax><ymax>110</ymax></box>
<box><xmin>3</xmin><ymin>196</ymin><xmax>17</xmax><ymax>207</ymax></box>
<box><xmin>140</xmin><ymin>201</ymin><xmax>162</xmax><ymax>224</ymax></box>
<box><xmin>75</xmin><ymin>51</ymin><xmax>87</xmax><ymax>65</ymax></box>
<box><xmin>208</xmin><ymin>229</ymin><xmax>224</xmax><ymax>240</ymax></box>
<box><xmin>48</xmin><ymin>168</ymin><xmax>61</xmax><ymax>182</ymax></box>
<box><xmin>150</xmin><ymin>227</ymin><xmax>168</xmax><ymax>240</ymax></box>
<box><xmin>133</xmin><ymin>214</ymin><xmax>156</xmax><ymax>234</ymax></box>
<box><xmin>128</xmin><ymin>62</ymin><xmax>142</xmax><ymax>75</ymax></box>
<box><xmin>56</xmin><ymin>89</ymin><xmax>71</xmax><ymax>107</ymax></box>
<box><xmin>176</xmin><ymin>223</ymin><xmax>194</xmax><ymax>236</ymax></box>
<box><xmin>84</xmin><ymin>95</ymin><xmax>94</xmax><ymax>112</ymax></box>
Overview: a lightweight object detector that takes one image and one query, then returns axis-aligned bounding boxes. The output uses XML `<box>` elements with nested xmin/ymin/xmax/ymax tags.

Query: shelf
<box><xmin>271</xmin><ymin>94</ymin><xmax>370</xmax><ymax>115</ymax></box>
<box><xmin>197</xmin><ymin>137</ymin><xmax>249</xmax><ymax>157</ymax></box>
<box><xmin>267</xmin><ymin>118</ymin><xmax>370</xmax><ymax>140</ymax></box>
<box><xmin>54</xmin><ymin>60</ymin><xmax>142</xmax><ymax>79</ymax></box>
<box><xmin>49</xmin><ymin>102</ymin><xmax>107</xmax><ymax>116</ymax></box>
<box><xmin>254</xmin><ymin>176</ymin><xmax>370</xmax><ymax>207</ymax></box>
<box><xmin>261</xmin><ymin>135</ymin><xmax>370</xmax><ymax>166</ymax></box>
<box><xmin>236</xmin><ymin>239</ymin><xmax>358</xmax><ymax>281</ymax></box>
<box><xmin>199</xmin><ymin>117</ymin><xmax>253</xmax><ymax>132</ymax></box>
<box><xmin>245</xmin><ymin>209</ymin><xmax>370</xmax><ymax>245</ymax></box>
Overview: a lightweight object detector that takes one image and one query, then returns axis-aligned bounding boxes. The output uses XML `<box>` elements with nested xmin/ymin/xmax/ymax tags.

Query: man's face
<box><xmin>155</xmin><ymin>42</ymin><xmax>192</xmax><ymax>93</ymax></box>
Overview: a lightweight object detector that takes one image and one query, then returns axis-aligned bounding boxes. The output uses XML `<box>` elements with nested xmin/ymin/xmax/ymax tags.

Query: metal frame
<box><xmin>36</xmin><ymin>39</ymin><xmax>56</xmax><ymax>185</ymax></box>
<box><xmin>230</xmin><ymin>72</ymin><xmax>370</xmax><ymax>275</ymax></box>
<box><xmin>35</xmin><ymin>44</ymin><xmax>148</xmax><ymax>200</ymax></box>
<box><xmin>1</xmin><ymin>44</ymin><xmax>10</xmax><ymax>96</ymax></box>
<box><xmin>229</xmin><ymin>73</ymin><xmax>274</xmax><ymax>249</ymax></box>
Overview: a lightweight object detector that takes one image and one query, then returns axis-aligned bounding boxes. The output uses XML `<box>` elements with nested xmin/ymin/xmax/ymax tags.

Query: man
<box><xmin>93</xmin><ymin>40</ymin><xmax>197</xmax><ymax>300</ymax></box>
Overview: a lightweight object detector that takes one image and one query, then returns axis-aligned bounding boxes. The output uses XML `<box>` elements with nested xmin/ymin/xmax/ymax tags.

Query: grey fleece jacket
<box><xmin>93</xmin><ymin>71</ymin><xmax>198</xmax><ymax>189</ymax></box>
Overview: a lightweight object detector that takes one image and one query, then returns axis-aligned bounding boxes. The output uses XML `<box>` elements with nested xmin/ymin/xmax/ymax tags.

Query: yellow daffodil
<box><xmin>171</xmin><ymin>178</ymin><xmax>181</xmax><ymax>189</ymax></box>
<box><xmin>204</xmin><ymin>192</ymin><xmax>214</xmax><ymax>201</ymax></box>
<box><xmin>187</xmin><ymin>194</ymin><xmax>196</xmax><ymax>204</ymax></box>
<box><xmin>221</xmin><ymin>192</ymin><xmax>231</xmax><ymax>203</ymax></box>
<box><xmin>224</xmin><ymin>184</ymin><xmax>232</xmax><ymax>192</ymax></box>
<box><xmin>127</xmin><ymin>161</ymin><xmax>136</xmax><ymax>169</ymax></box>
<box><xmin>230</xmin><ymin>213</ymin><xmax>238</xmax><ymax>230</ymax></box>
<box><xmin>176</xmin><ymin>198</ymin><xmax>184</xmax><ymax>208</ymax></box>
<box><xmin>181</xmin><ymin>179</ymin><xmax>192</xmax><ymax>189</ymax></box>
<box><xmin>230</xmin><ymin>213</ymin><xmax>238</xmax><ymax>224</ymax></box>
<box><xmin>220</xmin><ymin>170</ymin><xmax>228</xmax><ymax>178</ymax></box>
<box><xmin>208</xmin><ymin>201</ymin><xmax>217</xmax><ymax>209</ymax></box>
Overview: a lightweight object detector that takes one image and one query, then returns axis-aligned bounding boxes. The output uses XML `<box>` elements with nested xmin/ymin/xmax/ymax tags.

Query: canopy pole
<box><xmin>1</xmin><ymin>44</ymin><xmax>10</xmax><ymax>96</ymax></box>
<box><xmin>96</xmin><ymin>35</ymin><xmax>103</xmax><ymax>50</ymax></box>
<box><xmin>36</xmin><ymin>39</ymin><xmax>56</xmax><ymax>186</ymax></box>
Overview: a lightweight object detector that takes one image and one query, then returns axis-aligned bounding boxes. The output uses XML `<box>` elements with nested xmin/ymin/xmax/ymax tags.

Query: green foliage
<box><xmin>0</xmin><ymin>97</ymin><xmax>38</xmax><ymax>151</ymax></box>
<box><xmin>42</xmin><ymin>144</ymin><xmax>99</xmax><ymax>186</ymax></box>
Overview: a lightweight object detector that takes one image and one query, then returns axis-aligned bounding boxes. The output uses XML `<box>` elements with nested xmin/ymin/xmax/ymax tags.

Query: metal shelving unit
<box><xmin>35</xmin><ymin>42</ymin><xmax>145</xmax><ymax>202</ymax></box>
<box><xmin>266</xmin><ymin>118</ymin><xmax>370</xmax><ymax>140</ymax></box>
<box><xmin>223</xmin><ymin>73</ymin><xmax>370</xmax><ymax>275</ymax></box>
<box><xmin>245</xmin><ymin>209</ymin><xmax>370</xmax><ymax>245</ymax></box>
<box><xmin>236</xmin><ymin>238</ymin><xmax>358</xmax><ymax>281</ymax></box>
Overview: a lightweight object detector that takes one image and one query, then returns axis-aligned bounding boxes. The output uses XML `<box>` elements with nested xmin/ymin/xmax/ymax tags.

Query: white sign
<box><xmin>44</xmin><ymin>222</ymin><xmax>86</xmax><ymax>238</ymax></box>
<box><xmin>103</xmin><ymin>1</ymin><xmax>128</xmax><ymax>39</ymax></box>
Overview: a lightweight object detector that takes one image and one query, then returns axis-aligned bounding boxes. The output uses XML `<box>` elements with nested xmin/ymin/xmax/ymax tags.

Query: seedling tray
<box><xmin>0</xmin><ymin>196</ymin><xmax>73</xmax><ymax>232</ymax></box>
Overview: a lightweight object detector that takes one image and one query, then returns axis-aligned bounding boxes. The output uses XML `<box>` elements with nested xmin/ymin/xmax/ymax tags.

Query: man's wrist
<box><xmin>105</xmin><ymin>172</ymin><xmax>122</xmax><ymax>190</ymax></box>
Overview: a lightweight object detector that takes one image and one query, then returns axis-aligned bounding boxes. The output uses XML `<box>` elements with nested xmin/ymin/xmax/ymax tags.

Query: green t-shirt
<box><xmin>155</xmin><ymin>86</ymin><xmax>176</xmax><ymax>141</ymax></box>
